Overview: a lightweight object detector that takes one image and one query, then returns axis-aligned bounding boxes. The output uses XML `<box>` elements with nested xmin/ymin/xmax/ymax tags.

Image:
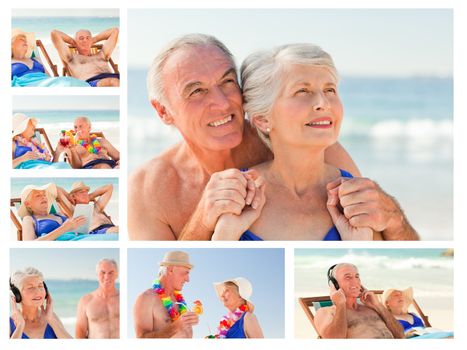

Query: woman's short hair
<box><xmin>147</xmin><ymin>33</ymin><xmax>236</xmax><ymax>108</ymax></box>
<box><xmin>241</xmin><ymin>43</ymin><xmax>338</xmax><ymax>149</ymax></box>
<box><xmin>10</xmin><ymin>267</ymin><xmax>44</xmax><ymax>291</ymax></box>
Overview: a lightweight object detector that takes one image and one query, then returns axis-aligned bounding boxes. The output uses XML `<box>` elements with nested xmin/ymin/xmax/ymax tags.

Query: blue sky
<box><xmin>128</xmin><ymin>9</ymin><xmax>452</xmax><ymax>77</ymax></box>
<box><xmin>10</xmin><ymin>248</ymin><xmax>120</xmax><ymax>280</ymax></box>
<box><xmin>127</xmin><ymin>248</ymin><xmax>284</xmax><ymax>338</ymax></box>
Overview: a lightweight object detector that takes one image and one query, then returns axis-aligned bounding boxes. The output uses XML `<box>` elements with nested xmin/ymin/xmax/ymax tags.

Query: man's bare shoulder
<box><xmin>136</xmin><ymin>289</ymin><xmax>158</xmax><ymax>305</ymax></box>
<box><xmin>78</xmin><ymin>292</ymin><xmax>95</xmax><ymax>306</ymax></box>
<box><xmin>129</xmin><ymin>144</ymin><xmax>183</xmax><ymax>197</ymax></box>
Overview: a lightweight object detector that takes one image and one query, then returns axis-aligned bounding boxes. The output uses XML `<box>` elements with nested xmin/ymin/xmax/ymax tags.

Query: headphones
<box><xmin>10</xmin><ymin>278</ymin><xmax>49</xmax><ymax>303</ymax></box>
<box><xmin>327</xmin><ymin>264</ymin><xmax>340</xmax><ymax>290</ymax></box>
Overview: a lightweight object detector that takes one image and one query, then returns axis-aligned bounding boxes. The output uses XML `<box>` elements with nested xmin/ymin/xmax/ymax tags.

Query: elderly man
<box><xmin>56</xmin><ymin>181</ymin><xmax>118</xmax><ymax>234</ymax></box>
<box><xmin>55</xmin><ymin>116</ymin><xmax>119</xmax><ymax>169</ymax></box>
<box><xmin>51</xmin><ymin>28</ymin><xmax>119</xmax><ymax>86</ymax></box>
<box><xmin>133</xmin><ymin>251</ymin><xmax>199</xmax><ymax>338</ymax></box>
<box><xmin>128</xmin><ymin>33</ymin><xmax>418</xmax><ymax>241</ymax></box>
<box><xmin>75</xmin><ymin>259</ymin><xmax>119</xmax><ymax>338</ymax></box>
<box><xmin>314</xmin><ymin>263</ymin><xmax>404</xmax><ymax>339</ymax></box>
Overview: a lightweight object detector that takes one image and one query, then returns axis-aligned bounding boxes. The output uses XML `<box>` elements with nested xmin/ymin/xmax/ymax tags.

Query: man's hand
<box><xmin>173</xmin><ymin>312</ymin><xmax>199</xmax><ymax>333</ymax></box>
<box><xmin>329</xmin><ymin>284</ymin><xmax>346</xmax><ymax>307</ymax></box>
<box><xmin>326</xmin><ymin>177</ymin><xmax>419</xmax><ymax>240</ymax></box>
<box><xmin>360</xmin><ymin>287</ymin><xmax>380</xmax><ymax>311</ymax></box>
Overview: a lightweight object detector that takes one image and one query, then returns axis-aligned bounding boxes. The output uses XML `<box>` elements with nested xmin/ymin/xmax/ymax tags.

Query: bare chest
<box><xmin>23</xmin><ymin>319</ymin><xmax>48</xmax><ymax>339</ymax></box>
<box><xmin>249</xmin><ymin>186</ymin><xmax>334</xmax><ymax>240</ymax></box>
<box><xmin>346</xmin><ymin>307</ymin><xmax>393</xmax><ymax>339</ymax></box>
<box><xmin>87</xmin><ymin>296</ymin><xmax>119</xmax><ymax>322</ymax></box>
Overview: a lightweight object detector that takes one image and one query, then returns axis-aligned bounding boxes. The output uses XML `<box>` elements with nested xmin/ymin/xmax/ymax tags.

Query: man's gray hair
<box><xmin>147</xmin><ymin>33</ymin><xmax>236</xmax><ymax>107</ymax></box>
<box><xmin>75</xmin><ymin>115</ymin><xmax>92</xmax><ymax>127</ymax></box>
<box><xmin>158</xmin><ymin>265</ymin><xmax>168</xmax><ymax>277</ymax></box>
<box><xmin>96</xmin><ymin>258</ymin><xmax>118</xmax><ymax>273</ymax></box>
<box><xmin>331</xmin><ymin>263</ymin><xmax>358</xmax><ymax>279</ymax></box>
<box><xmin>241</xmin><ymin>43</ymin><xmax>338</xmax><ymax>149</ymax></box>
<box><xmin>75</xmin><ymin>29</ymin><xmax>92</xmax><ymax>39</ymax></box>
<box><xmin>10</xmin><ymin>267</ymin><xmax>44</xmax><ymax>291</ymax></box>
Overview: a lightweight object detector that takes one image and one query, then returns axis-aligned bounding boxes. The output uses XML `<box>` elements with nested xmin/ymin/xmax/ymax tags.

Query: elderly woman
<box><xmin>12</xmin><ymin>113</ymin><xmax>72</xmax><ymax>169</ymax></box>
<box><xmin>10</xmin><ymin>267</ymin><xmax>72</xmax><ymax>339</ymax></box>
<box><xmin>209</xmin><ymin>277</ymin><xmax>263</xmax><ymax>338</ymax></box>
<box><xmin>212</xmin><ymin>44</ymin><xmax>379</xmax><ymax>240</ymax></box>
<box><xmin>18</xmin><ymin>183</ymin><xmax>85</xmax><ymax>241</ymax></box>
<box><xmin>11</xmin><ymin>29</ymin><xmax>88</xmax><ymax>87</ymax></box>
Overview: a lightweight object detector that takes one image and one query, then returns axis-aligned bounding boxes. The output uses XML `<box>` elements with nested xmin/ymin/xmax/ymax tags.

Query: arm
<box><xmin>50</xmin><ymin>30</ymin><xmax>75</xmax><ymax>62</ymax></box>
<box><xmin>100</xmin><ymin>138</ymin><xmax>120</xmax><ymax>162</ymax></box>
<box><xmin>10</xmin><ymin>297</ymin><xmax>25</xmax><ymax>339</ymax></box>
<box><xmin>43</xmin><ymin>294</ymin><xmax>73</xmax><ymax>339</ymax></box>
<box><xmin>325</xmin><ymin>142</ymin><xmax>361</xmax><ymax>177</ymax></box>
<box><xmin>128</xmin><ymin>169</ymin><xmax>177</xmax><ymax>240</ymax></box>
<box><xmin>315</xmin><ymin>305</ymin><xmax>347</xmax><ymax>339</ymax></box>
<box><xmin>89</xmin><ymin>184</ymin><xmax>113</xmax><ymax>212</ymax></box>
<box><xmin>244</xmin><ymin>312</ymin><xmax>264</xmax><ymax>338</ymax></box>
<box><xmin>93</xmin><ymin>28</ymin><xmax>119</xmax><ymax>60</ymax></box>
<box><xmin>55</xmin><ymin>186</ymin><xmax>75</xmax><ymax>214</ymax></box>
<box><xmin>23</xmin><ymin>216</ymin><xmax>86</xmax><ymax>241</ymax></box>
<box><xmin>75</xmin><ymin>296</ymin><xmax>89</xmax><ymax>338</ymax></box>
<box><xmin>65</xmin><ymin>146</ymin><xmax>84</xmax><ymax>169</ymax></box>
<box><xmin>373</xmin><ymin>305</ymin><xmax>405</xmax><ymax>339</ymax></box>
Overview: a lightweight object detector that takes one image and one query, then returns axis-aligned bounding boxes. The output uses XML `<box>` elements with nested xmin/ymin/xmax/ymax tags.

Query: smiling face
<box><xmin>11</xmin><ymin>34</ymin><xmax>28</xmax><ymax>58</ymax></box>
<box><xmin>157</xmin><ymin>45</ymin><xmax>244</xmax><ymax>152</ymax></box>
<box><xmin>25</xmin><ymin>190</ymin><xmax>48</xmax><ymax>215</ymax></box>
<box><xmin>75</xmin><ymin>30</ymin><xmax>92</xmax><ymax>54</ymax></box>
<box><xmin>219</xmin><ymin>283</ymin><xmax>244</xmax><ymax>310</ymax></box>
<box><xmin>265</xmin><ymin>64</ymin><xmax>343</xmax><ymax>151</ymax></box>
<box><xmin>167</xmin><ymin>266</ymin><xmax>191</xmax><ymax>291</ymax></box>
<box><xmin>74</xmin><ymin>117</ymin><xmax>91</xmax><ymax>138</ymax></box>
<box><xmin>97</xmin><ymin>261</ymin><xmax>118</xmax><ymax>289</ymax></box>
<box><xmin>20</xmin><ymin>276</ymin><xmax>46</xmax><ymax>307</ymax></box>
<box><xmin>334</xmin><ymin>264</ymin><xmax>362</xmax><ymax>298</ymax></box>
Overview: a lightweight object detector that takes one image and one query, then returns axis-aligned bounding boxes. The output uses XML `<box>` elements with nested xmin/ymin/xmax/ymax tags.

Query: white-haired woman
<box><xmin>213</xmin><ymin>44</ymin><xmax>379</xmax><ymax>240</ymax></box>
<box><xmin>209</xmin><ymin>278</ymin><xmax>263</xmax><ymax>338</ymax></box>
<box><xmin>10</xmin><ymin>267</ymin><xmax>72</xmax><ymax>339</ymax></box>
<box><xmin>12</xmin><ymin>113</ymin><xmax>72</xmax><ymax>169</ymax></box>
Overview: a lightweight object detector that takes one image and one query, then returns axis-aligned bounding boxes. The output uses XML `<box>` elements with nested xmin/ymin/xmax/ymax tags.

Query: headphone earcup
<box><xmin>43</xmin><ymin>281</ymin><xmax>49</xmax><ymax>299</ymax></box>
<box><xmin>10</xmin><ymin>284</ymin><xmax>22</xmax><ymax>303</ymax></box>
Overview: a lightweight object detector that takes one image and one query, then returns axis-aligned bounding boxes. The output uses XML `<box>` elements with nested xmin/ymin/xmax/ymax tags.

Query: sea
<box><xmin>128</xmin><ymin>69</ymin><xmax>453</xmax><ymax>240</ymax></box>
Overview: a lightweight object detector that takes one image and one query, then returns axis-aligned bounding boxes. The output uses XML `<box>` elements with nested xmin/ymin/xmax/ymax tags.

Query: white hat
<box><xmin>70</xmin><ymin>181</ymin><xmax>90</xmax><ymax>194</ymax></box>
<box><xmin>160</xmin><ymin>251</ymin><xmax>193</xmax><ymax>269</ymax></box>
<box><xmin>18</xmin><ymin>183</ymin><xmax>57</xmax><ymax>218</ymax></box>
<box><xmin>12</xmin><ymin>113</ymin><xmax>38</xmax><ymax>138</ymax></box>
<box><xmin>214</xmin><ymin>277</ymin><xmax>254</xmax><ymax>309</ymax></box>
<box><xmin>382</xmin><ymin>287</ymin><xmax>414</xmax><ymax>313</ymax></box>
<box><xmin>11</xmin><ymin>28</ymin><xmax>36</xmax><ymax>58</ymax></box>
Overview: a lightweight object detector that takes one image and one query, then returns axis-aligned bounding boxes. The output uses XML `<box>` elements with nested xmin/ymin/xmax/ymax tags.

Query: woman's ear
<box><xmin>151</xmin><ymin>100</ymin><xmax>174</xmax><ymax>125</ymax></box>
<box><xmin>251</xmin><ymin>115</ymin><xmax>271</xmax><ymax>134</ymax></box>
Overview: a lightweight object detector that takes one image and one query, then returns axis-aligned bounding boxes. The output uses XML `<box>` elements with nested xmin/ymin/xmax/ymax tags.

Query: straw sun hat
<box><xmin>70</xmin><ymin>181</ymin><xmax>91</xmax><ymax>194</ymax></box>
<box><xmin>159</xmin><ymin>251</ymin><xmax>193</xmax><ymax>269</ymax></box>
<box><xmin>12</xmin><ymin>113</ymin><xmax>38</xmax><ymax>138</ymax></box>
<box><xmin>382</xmin><ymin>287</ymin><xmax>414</xmax><ymax>313</ymax></box>
<box><xmin>18</xmin><ymin>183</ymin><xmax>57</xmax><ymax>218</ymax></box>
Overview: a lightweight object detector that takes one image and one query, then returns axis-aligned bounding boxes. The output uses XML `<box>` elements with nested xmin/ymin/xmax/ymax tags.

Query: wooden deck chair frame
<box><xmin>10</xmin><ymin>197</ymin><xmax>71</xmax><ymax>241</ymax></box>
<box><xmin>35</xmin><ymin>40</ymin><xmax>59</xmax><ymax>77</ymax></box>
<box><xmin>298</xmin><ymin>289</ymin><xmax>431</xmax><ymax>337</ymax></box>
<box><xmin>61</xmin><ymin>44</ymin><xmax>119</xmax><ymax>77</ymax></box>
<box><xmin>35</xmin><ymin>128</ymin><xmax>55</xmax><ymax>159</ymax></box>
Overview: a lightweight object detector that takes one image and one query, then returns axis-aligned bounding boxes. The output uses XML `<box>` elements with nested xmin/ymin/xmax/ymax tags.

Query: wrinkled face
<box><xmin>12</xmin><ymin>34</ymin><xmax>28</xmax><ymax>57</ymax></box>
<box><xmin>72</xmin><ymin>188</ymin><xmax>90</xmax><ymax>204</ymax></box>
<box><xmin>75</xmin><ymin>30</ymin><xmax>92</xmax><ymax>54</ymax></box>
<box><xmin>20</xmin><ymin>276</ymin><xmax>46</xmax><ymax>307</ymax></box>
<box><xmin>168</xmin><ymin>266</ymin><xmax>191</xmax><ymax>291</ymax></box>
<box><xmin>386</xmin><ymin>290</ymin><xmax>405</xmax><ymax>311</ymax></box>
<box><xmin>74</xmin><ymin>118</ymin><xmax>91</xmax><ymax>137</ymax></box>
<box><xmin>335</xmin><ymin>265</ymin><xmax>362</xmax><ymax>298</ymax></box>
<box><xmin>25</xmin><ymin>190</ymin><xmax>48</xmax><ymax>214</ymax></box>
<box><xmin>97</xmin><ymin>261</ymin><xmax>118</xmax><ymax>288</ymax></box>
<box><xmin>266</xmin><ymin>65</ymin><xmax>343</xmax><ymax>151</ymax></box>
<box><xmin>159</xmin><ymin>45</ymin><xmax>244</xmax><ymax>152</ymax></box>
<box><xmin>219</xmin><ymin>284</ymin><xmax>243</xmax><ymax>309</ymax></box>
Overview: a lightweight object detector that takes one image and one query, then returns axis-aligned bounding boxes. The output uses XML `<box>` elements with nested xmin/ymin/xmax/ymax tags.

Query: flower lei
<box><xmin>207</xmin><ymin>304</ymin><xmax>249</xmax><ymax>338</ymax></box>
<box><xmin>77</xmin><ymin>134</ymin><xmax>102</xmax><ymax>154</ymax></box>
<box><xmin>15</xmin><ymin>136</ymin><xmax>50</xmax><ymax>160</ymax></box>
<box><xmin>152</xmin><ymin>279</ymin><xmax>187</xmax><ymax>321</ymax></box>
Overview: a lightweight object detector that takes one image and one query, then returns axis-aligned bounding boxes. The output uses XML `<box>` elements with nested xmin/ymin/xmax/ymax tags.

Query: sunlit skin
<box><xmin>72</xmin><ymin>188</ymin><xmax>90</xmax><ymax>204</ymax></box>
<box><xmin>20</xmin><ymin>276</ymin><xmax>47</xmax><ymax>309</ymax></box>
<box><xmin>97</xmin><ymin>261</ymin><xmax>118</xmax><ymax>290</ymax></box>
<box><xmin>75</xmin><ymin>30</ymin><xmax>93</xmax><ymax>55</ymax></box>
<box><xmin>219</xmin><ymin>285</ymin><xmax>244</xmax><ymax>312</ymax></box>
<box><xmin>11</xmin><ymin>35</ymin><xmax>29</xmax><ymax>59</ymax></box>
<box><xmin>334</xmin><ymin>265</ymin><xmax>362</xmax><ymax>303</ymax></box>
<box><xmin>161</xmin><ymin>266</ymin><xmax>191</xmax><ymax>293</ymax></box>
<box><xmin>74</xmin><ymin>117</ymin><xmax>92</xmax><ymax>139</ymax></box>
<box><xmin>156</xmin><ymin>45</ymin><xmax>244</xmax><ymax>154</ymax></box>
<box><xmin>24</xmin><ymin>190</ymin><xmax>49</xmax><ymax>216</ymax></box>
<box><xmin>385</xmin><ymin>291</ymin><xmax>405</xmax><ymax>314</ymax></box>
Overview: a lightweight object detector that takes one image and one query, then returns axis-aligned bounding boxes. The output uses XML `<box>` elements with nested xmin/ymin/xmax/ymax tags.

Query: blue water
<box><xmin>12</xmin><ymin>17</ymin><xmax>119</xmax><ymax>41</ymax></box>
<box><xmin>12</xmin><ymin>110</ymin><xmax>119</xmax><ymax>124</ymax></box>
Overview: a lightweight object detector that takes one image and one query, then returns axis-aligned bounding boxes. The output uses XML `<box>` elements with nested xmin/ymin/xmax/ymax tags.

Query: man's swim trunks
<box><xmin>89</xmin><ymin>223</ymin><xmax>115</xmax><ymax>234</ymax></box>
<box><xmin>82</xmin><ymin>159</ymin><xmax>117</xmax><ymax>169</ymax></box>
<box><xmin>86</xmin><ymin>73</ymin><xmax>120</xmax><ymax>87</ymax></box>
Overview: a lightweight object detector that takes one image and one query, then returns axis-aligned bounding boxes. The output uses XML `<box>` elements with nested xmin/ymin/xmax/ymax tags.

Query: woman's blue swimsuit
<box><xmin>11</xmin><ymin>59</ymin><xmax>46</xmax><ymax>79</ymax></box>
<box><xmin>399</xmin><ymin>313</ymin><xmax>425</xmax><ymax>332</ymax></box>
<box><xmin>13</xmin><ymin>140</ymin><xmax>71</xmax><ymax>169</ymax></box>
<box><xmin>239</xmin><ymin>169</ymin><xmax>353</xmax><ymax>241</ymax></box>
<box><xmin>10</xmin><ymin>317</ymin><xmax>57</xmax><ymax>339</ymax></box>
<box><xmin>225</xmin><ymin>312</ymin><xmax>247</xmax><ymax>338</ymax></box>
<box><xmin>32</xmin><ymin>213</ymin><xmax>68</xmax><ymax>237</ymax></box>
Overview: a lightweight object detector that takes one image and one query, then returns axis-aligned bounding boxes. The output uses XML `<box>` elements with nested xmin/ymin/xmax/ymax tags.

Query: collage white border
<box><xmin>1</xmin><ymin>0</ymin><xmax>464</xmax><ymax>349</ymax></box>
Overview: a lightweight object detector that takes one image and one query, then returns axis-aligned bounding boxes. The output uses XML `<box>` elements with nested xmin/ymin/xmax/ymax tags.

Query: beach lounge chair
<box><xmin>34</xmin><ymin>40</ymin><xmax>59</xmax><ymax>77</ymax></box>
<box><xmin>298</xmin><ymin>290</ymin><xmax>431</xmax><ymax>337</ymax></box>
<box><xmin>34</xmin><ymin>128</ymin><xmax>56</xmax><ymax>159</ymax></box>
<box><xmin>61</xmin><ymin>44</ymin><xmax>119</xmax><ymax>77</ymax></box>
<box><xmin>10</xmin><ymin>197</ymin><xmax>68</xmax><ymax>241</ymax></box>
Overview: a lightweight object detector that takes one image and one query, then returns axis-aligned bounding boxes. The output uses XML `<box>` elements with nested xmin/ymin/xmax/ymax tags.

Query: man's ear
<box><xmin>251</xmin><ymin>114</ymin><xmax>271</xmax><ymax>134</ymax></box>
<box><xmin>151</xmin><ymin>100</ymin><xmax>174</xmax><ymax>125</ymax></box>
